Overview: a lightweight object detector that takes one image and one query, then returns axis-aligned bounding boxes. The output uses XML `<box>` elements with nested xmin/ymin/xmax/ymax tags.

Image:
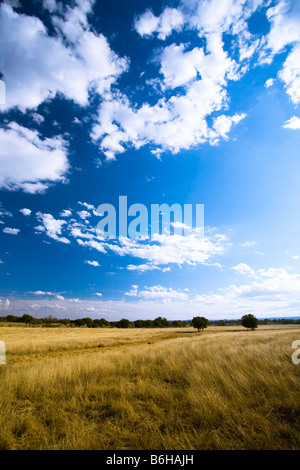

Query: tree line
<box><xmin>0</xmin><ymin>313</ymin><xmax>299</xmax><ymax>328</ymax></box>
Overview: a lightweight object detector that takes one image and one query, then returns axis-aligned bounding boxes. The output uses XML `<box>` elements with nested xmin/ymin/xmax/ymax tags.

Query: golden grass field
<box><xmin>0</xmin><ymin>324</ymin><xmax>299</xmax><ymax>450</ymax></box>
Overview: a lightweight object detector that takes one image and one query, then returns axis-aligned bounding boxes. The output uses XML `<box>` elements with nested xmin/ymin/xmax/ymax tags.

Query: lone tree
<box><xmin>192</xmin><ymin>316</ymin><xmax>209</xmax><ymax>332</ymax></box>
<box><xmin>241</xmin><ymin>314</ymin><xmax>258</xmax><ymax>330</ymax></box>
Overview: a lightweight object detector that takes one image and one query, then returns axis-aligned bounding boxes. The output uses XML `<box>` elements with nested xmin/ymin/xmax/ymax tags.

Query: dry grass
<box><xmin>0</xmin><ymin>325</ymin><xmax>299</xmax><ymax>450</ymax></box>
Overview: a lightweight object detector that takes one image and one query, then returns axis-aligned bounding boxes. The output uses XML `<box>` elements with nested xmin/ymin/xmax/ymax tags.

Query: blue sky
<box><xmin>1</xmin><ymin>0</ymin><xmax>300</xmax><ymax>320</ymax></box>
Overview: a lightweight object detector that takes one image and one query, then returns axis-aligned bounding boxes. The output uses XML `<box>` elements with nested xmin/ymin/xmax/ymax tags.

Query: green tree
<box><xmin>6</xmin><ymin>315</ymin><xmax>19</xmax><ymax>323</ymax></box>
<box><xmin>93</xmin><ymin>318</ymin><xmax>109</xmax><ymax>328</ymax></box>
<box><xmin>192</xmin><ymin>316</ymin><xmax>208</xmax><ymax>332</ymax></box>
<box><xmin>116</xmin><ymin>318</ymin><xmax>131</xmax><ymax>328</ymax></box>
<box><xmin>20</xmin><ymin>314</ymin><xmax>35</xmax><ymax>325</ymax></box>
<box><xmin>153</xmin><ymin>316</ymin><xmax>169</xmax><ymax>328</ymax></box>
<box><xmin>241</xmin><ymin>314</ymin><xmax>258</xmax><ymax>330</ymax></box>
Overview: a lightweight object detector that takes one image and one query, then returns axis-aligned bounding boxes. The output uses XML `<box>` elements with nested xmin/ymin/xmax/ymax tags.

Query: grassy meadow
<box><xmin>0</xmin><ymin>324</ymin><xmax>299</xmax><ymax>450</ymax></box>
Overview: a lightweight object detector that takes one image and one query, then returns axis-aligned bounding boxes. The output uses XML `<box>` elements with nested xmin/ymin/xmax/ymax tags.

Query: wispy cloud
<box><xmin>3</xmin><ymin>227</ymin><xmax>20</xmax><ymax>235</ymax></box>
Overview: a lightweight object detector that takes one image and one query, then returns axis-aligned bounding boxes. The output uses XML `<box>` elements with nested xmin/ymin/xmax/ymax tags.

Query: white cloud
<box><xmin>134</xmin><ymin>10</ymin><xmax>159</xmax><ymax>37</ymax></box>
<box><xmin>126</xmin><ymin>284</ymin><xmax>189</xmax><ymax>302</ymax></box>
<box><xmin>78</xmin><ymin>201</ymin><xmax>95</xmax><ymax>211</ymax></box>
<box><xmin>30</xmin><ymin>290</ymin><xmax>64</xmax><ymax>300</ymax></box>
<box><xmin>85</xmin><ymin>260</ymin><xmax>100</xmax><ymax>267</ymax></box>
<box><xmin>0</xmin><ymin>2</ymin><xmax>128</xmax><ymax>111</ymax></box>
<box><xmin>231</xmin><ymin>262</ymin><xmax>256</xmax><ymax>277</ymax></box>
<box><xmin>103</xmin><ymin>231</ymin><xmax>228</xmax><ymax>268</ymax></box>
<box><xmin>134</xmin><ymin>7</ymin><xmax>184</xmax><ymax>40</ymax></box>
<box><xmin>95</xmin><ymin>292</ymin><xmax>103</xmax><ymax>297</ymax></box>
<box><xmin>60</xmin><ymin>209</ymin><xmax>72</xmax><ymax>217</ymax></box>
<box><xmin>265</xmin><ymin>0</ymin><xmax>300</xmax><ymax>56</ymax></box>
<box><xmin>125</xmin><ymin>285</ymin><xmax>139</xmax><ymax>297</ymax></box>
<box><xmin>265</xmin><ymin>78</ymin><xmax>275</xmax><ymax>88</ymax></box>
<box><xmin>127</xmin><ymin>263</ymin><xmax>161</xmax><ymax>272</ymax></box>
<box><xmin>77</xmin><ymin>210</ymin><xmax>91</xmax><ymax>220</ymax></box>
<box><xmin>36</xmin><ymin>212</ymin><xmax>70</xmax><ymax>244</ymax></box>
<box><xmin>31</xmin><ymin>113</ymin><xmax>45</xmax><ymax>124</ymax></box>
<box><xmin>43</xmin><ymin>0</ymin><xmax>59</xmax><ymax>13</ymax></box>
<box><xmin>0</xmin><ymin>123</ymin><xmax>69</xmax><ymax>193</ymax></box>
<box><xmin>283</xmin><ymin>115</ymin><xmax>300</xmax><ymax>130</ymax></box>
<box><xmin>20</xmin><ymin>208</ymin><xmax>31</xmax><ymax>216</ymax></box>
<box><xmin>3</xmin><ymin>227</ymin><xmax>20</xmax><ymax>235</ymax></box>
<box><xmin>76</xmin><ymin>238</ymin><xmax>107</xmax><ymax>253</ymax></box>
<box><xmin>261</xmin><ymin>1</ymin><xmax>300</xmax><ymax>104</ymax></box>
<box><xmin>182</xmin><ymin>0</ymin><xmax>266</xmax><ymax>37</ymax></box>
<box><xmin>210</xmin><ymin>113</ymin><xmax>246</xmax><ymax>144</ymax></box>
<box><xmin>92</xmin><ymin>27</ymin><xmax>246</xmax><ymax>160</ymax></box>
<box><xmin>232</xmin><ymin>266</ymin><xmax>300</xmax><ymax>298</ymax></box>
<box><xmin>159</xmin><ymin>43</ymin><xmax>205</xmax><ymax>88</ymax></box>
<box><xmin>279</xmin><ymin>44</ymin><xmax>300</xmax><ymax>104</ymax></box>
<box><xmin>20</xmin><ymin>182</ymin><xmax>50</xmax><ymax>194</ymax></box>
<box><xmin>70</xmin><ymin>226</ymin><xmax>96</xmax><ymax>239</ymax></box>
<box><xmin>92</xmin><ymin>80</ymin><xmax>245</xmax><ymax>159</ymax></box>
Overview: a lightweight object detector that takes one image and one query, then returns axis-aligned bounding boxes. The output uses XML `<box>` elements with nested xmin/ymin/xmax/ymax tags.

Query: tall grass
<box><xmin>0</xmin><ymin>326</ymin><xmax>299</xmax><ymax>449</ymax></box>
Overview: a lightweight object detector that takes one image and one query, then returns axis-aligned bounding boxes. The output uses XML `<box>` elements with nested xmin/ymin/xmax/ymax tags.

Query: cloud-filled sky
<box><xmin>1</xmin><ymin>0</ymin><xmax>300</xmax><ymax>320</ymax></box>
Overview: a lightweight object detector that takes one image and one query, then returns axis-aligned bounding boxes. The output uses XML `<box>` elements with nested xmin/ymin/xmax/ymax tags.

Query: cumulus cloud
<box><xmin>20</xmin><ymin>208</ymin><xmax>31</xmax><ymax>216</ymax></box>
<box><xmin>36</xmin><ymin>212</ymin><xmax>70</xmax><ymax>244</ymax></box>
<box><xmin>279</xmin><ymin>44</ymin><xmax>300</xmax><ymax>104</ymax></box>
<box><xmin>60</xmin><ymin>209</ymin><xmax>72</xmax><ymax>217</ymax></box>
<box><xmin>85</xmin><ymin>260</ymin><xmax>100</xmax><ymax>267</ymax></box>
<box><xmin>92</xmin><ymin>78</ymin><xmax>245</xmax><ymax>160</ymax></box>
<box><xmin>77</xmin><ymin>210</ymin><xmax>91</xmax><ymax>220</ymax></box>
<box><xmin>0</xmin><ymin>123</ymin><xmax>69</xmax><ymax>193</ymax></box>
<box><xmin>210</xmin><ymin>113</ymin><xmax>246</xmax><ymax>144</ymax></box>
<box><xmin>0</xmin><ymin>1</ymin><xmax>129</xmax><ymax>193</ymax></box>
<box><xmin>265</xmin><ymin>78</ymin><xmax>275</xmax><ymax>88</ymax></box>
<box><xmin>262</xmin><ymin>1</ymin><xmax>300</xmax><ymax>104</ymax></box>
<box><xmin>0</xmin><ymin>2</ymin><xmax>128</xmax><ymax>111</ymax></box>
<box><xmin>283</xmin><ymin>115</ymin><xmax>300</xmax><ymax>130</ymax></box>
<box><xmin>93</xmin><ymin>12</ymin><xmax>248</xmax><ymax>160</ymax></box>
<box><xmin>264</xmin><ymin>0</ymin><xmax>300</xmax><ymax>56</ymax></box>
<box><xmin>231</xmin><ymin>262</ymin><xmax>256</xmax><ymax>276</ymax></box>
<box><xmin>134</xmin><ymin>7</ymin><xmax>184</xmax><ymax>40</ymax></box>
